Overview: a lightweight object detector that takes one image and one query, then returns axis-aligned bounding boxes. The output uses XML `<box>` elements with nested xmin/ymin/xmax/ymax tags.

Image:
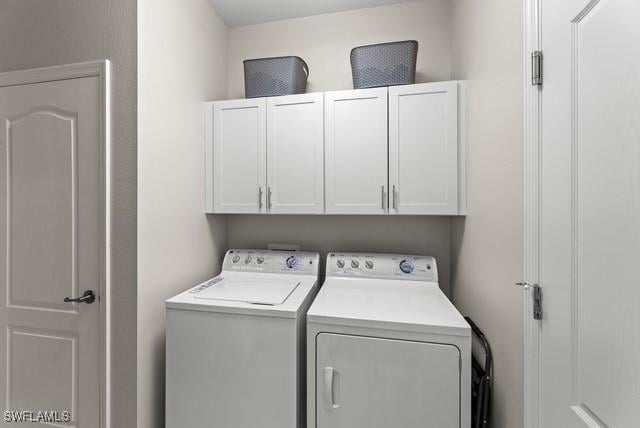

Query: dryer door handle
<box><xmin>323</xmin><ymin>366</ymin><xmax>340</xmax><ymax>409</ymax></box>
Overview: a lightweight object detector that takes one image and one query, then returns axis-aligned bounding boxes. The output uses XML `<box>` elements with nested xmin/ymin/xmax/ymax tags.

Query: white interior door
<box><xmin>389</xmin><ymin>82</ymin><xmax>459</xmax><ymax>215</ymax></box>
<box><xmin>0</xmin><ymin>73</ymin><xmax>105</xmax><ymax>427</ymax></box>
<box><xmin>266</xmin><ymin>93</ymin><xmax>324</xmax><ymax>214</ymax></box>
<box><xmin>324</xmin><ymin>88</ymin><xmax>388</xmax><ymax>214</ymax></box>
<box><xmin>538</xmin><ymin>1</ymin><xmax>640</xmax><ymax>426</ymax></box>
<box><xmin>212</xmin><ymin>98</ymin><xmax>266</xmax><ymax>213</ymax></box>
<box><xmin>316</xmin><ymin>333</ymin><xmax>460</xmax><ymax>428</ymax></box>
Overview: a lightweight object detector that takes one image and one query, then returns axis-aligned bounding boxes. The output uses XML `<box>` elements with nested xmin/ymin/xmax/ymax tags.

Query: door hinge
<box><xmin>531</xmin><ymin>50</ymin><xmax>543</xmax><ymax>86</ymax></box>
<box><xmin>516</xmin><ymin>282</ymin><xmax>542</xmax><ymax>320</ymax></box>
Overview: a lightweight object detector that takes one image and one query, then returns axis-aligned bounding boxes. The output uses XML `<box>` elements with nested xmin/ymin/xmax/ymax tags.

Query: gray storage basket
<box><xmin>243</xmin><ymin>56</ymin><xmax>309</xmax><ymax>98</ymax></box>
<box><xmin>350</xmin><ymin>40</ymin><xmax>418</xmax><ymax>89</ymax></box>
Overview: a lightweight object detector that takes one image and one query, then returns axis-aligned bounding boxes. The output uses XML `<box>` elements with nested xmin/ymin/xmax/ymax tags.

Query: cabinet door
<box><xmin>266</xmin><ymin>94</ymin><xmax>324</xmax><ymax>214</ymax></box>
<box><xmin>212</xmin><ymin>98</ymin><xmax>266</xmax><ymax>213</ymax></box>
<box><xmin>325</xmin><ymin>88</ymin><xmax>388</xmax><ymax>214</ymax></box>
<box><xmin>389</xmin><ymin>82</ymin><xmax>460</xmax><ymax>215</ymax></box>
<box><xmin>316</xmin><ymin>333</ymin><xmax>460</xmax><ymax>428</ymax></box>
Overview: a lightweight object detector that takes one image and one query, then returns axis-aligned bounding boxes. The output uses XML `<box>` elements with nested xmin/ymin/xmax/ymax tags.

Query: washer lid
<box><xmin>192</xmin><ymin>276</ymin><xmax>300</xmax><ymax>305</ymax></box>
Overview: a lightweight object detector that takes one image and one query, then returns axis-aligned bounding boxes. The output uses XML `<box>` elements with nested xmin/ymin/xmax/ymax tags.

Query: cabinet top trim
<box><xmin>206</xmin><ymin>81</ymin><xmax>463</xmax><ymax>104</ymax></box>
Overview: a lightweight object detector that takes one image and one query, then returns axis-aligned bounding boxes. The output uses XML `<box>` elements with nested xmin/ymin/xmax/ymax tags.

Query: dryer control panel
<box><xmin>326</xmin><ymin>252</ymin><xmax>438</xmax><ymax>282</ymax></box>
<box><xmin>223</xmin><ymin>249</ymin><xmax>320</xmax><ymax>275</ymax></box>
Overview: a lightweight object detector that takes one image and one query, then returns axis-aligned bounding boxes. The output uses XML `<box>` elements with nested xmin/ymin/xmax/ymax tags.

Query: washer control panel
<box><xmin>327</xmin><ymin>252</ymin><xmax>437</xmax><ymax>282</ymax></box>
<box><xmin>223</xmin><ymin>249</ymin><xmax>319</xmax><ymax>274</ymax></box>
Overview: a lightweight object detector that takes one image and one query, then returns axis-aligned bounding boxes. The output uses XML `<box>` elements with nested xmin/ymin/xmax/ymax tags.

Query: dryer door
<box><xmin>316</xmin><ymin>333</ymin><xmax>460</xmax><ymax>428</ymax></box>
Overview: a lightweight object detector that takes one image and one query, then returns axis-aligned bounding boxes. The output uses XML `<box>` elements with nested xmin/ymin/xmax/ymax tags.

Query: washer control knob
<box><xmin>351</xmin><ymin>260</ymin><xmax>360</xmax><ymax>269</ymax></box>
<box><xmin>286</xmin><ymin>256</ymin><xmax>298</xmax><ymax>269</ymax></box>
<box><xmin>256</xmin><ymin>256</ymin><xmax>265</xmax><ymax>265</ymax></box>
<box><xmin>399</xmin><ymin>259</ymin><xmax>415</xmax><ymax>274</ymax></box>
<box><xmin>365</xmin><ymin>260</ymin><xmax>374</xmax><ymax>270</ymax></box>
<box><xmin>245</xmin><ymin>255</ymin><xmax>253</xmax><ymax>264</ymax></box>
<box><xmin>232</xmin><ymin>255</ymin><xmax>240</xmax><ymax>263</ymax></box>
<box><xmin>336</xmin><ymin>259</ymin><xmax>345</xmax><ymax>269</ymax></box>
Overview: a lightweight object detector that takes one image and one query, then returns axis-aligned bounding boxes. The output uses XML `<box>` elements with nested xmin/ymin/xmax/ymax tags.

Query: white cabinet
<box><xmin>207</xmin><ymin>94</ymin><xmax>324</xmax><ymax>214</ymax></box>
<box><xmin>325</xmin><ymin>88</ymin><xmax>388</xmax><ymax>214</ymax></box>
<box><xmin>207</xmin><ymin>82</ymin><xmax>465</xmax><ymax>216</ymax></box>
<box><xmin>209</xmin><ymin>98</ymin><xmax>266</xmax><ymax>214</ymax></box>
<box><xmin>267</xmin><ymin>93</ymin><xmax>324</xmax><ymax>214</ymax></box>
<box><xmin>389</xmin><ymin>82</ymin><xmax>462</xmax><ymax>215</ymax></box>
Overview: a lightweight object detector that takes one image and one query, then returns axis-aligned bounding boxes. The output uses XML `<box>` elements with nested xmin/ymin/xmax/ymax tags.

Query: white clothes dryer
<box><xmin>307</xmin><ymin>252</ymin><xmax>471</xmax><ymax>428</ymax></box>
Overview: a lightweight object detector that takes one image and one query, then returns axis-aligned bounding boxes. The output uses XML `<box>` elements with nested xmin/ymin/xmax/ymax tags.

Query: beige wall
<box><xmin>224</xmin><ymin>0</ymin><xmax>455</xmax><ymax>295</ymax></box>
<box><xmin>450</xmin><ymin>0</ymin><xmax>524</xmax><ymax>427</ymax></box>
<box><xmin>136</xmin><ymin>0</ymin><xmax>228</xmax><ymax>426</ymax></box>
<box><xmin>226</xmin><ymin>0</ymin><xmax>452</xmax><ymax>98</ymax></box>
<box><xmin>0</xmin><ymin>1</ymin><xmax>138</xmax><ymax>426</ymax></box>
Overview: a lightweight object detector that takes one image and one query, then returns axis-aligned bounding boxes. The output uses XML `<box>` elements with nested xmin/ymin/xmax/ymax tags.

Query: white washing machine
<box><xmin>166</xmin><ymin>249</ymin><xmax>320</xmax><ymax>428</ymax></box>
<box><xmin>307</xmin><ymin>252</ymin><xmax>471</xmax><ymax>428</ymax></box>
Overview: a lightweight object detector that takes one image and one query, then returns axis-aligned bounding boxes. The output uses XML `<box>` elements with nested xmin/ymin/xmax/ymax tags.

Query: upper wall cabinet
<box><xmin>389</xmin><ymin>82</ymin><xmax>463</xmax><ymax>215</ymax></box>
<box><xmin>325</xmin><ymin>88</ymin><xmax>388</xmax><ymax>214</ymax></box>
<box><xmin>206</xmin><ymin>81</ymin><xmax>465</xmax><ymax>215</ymax></box>
<box><xmin>209</xmin><ymin>98</ymin><xmax>266</xmax><ymax>214</ymax></box>
<box><xmin>206</xmin><ymin>93</ymin><xmax>324</xmax><ymax>214</ymax></box>
<box><xmin>267</xmin><ymin>94</ymin><xmax>324</xmax><ymax>214</ymax></box>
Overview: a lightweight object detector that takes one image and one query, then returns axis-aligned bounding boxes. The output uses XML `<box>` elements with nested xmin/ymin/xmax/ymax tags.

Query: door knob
<box><xmin>64</xmin><ymin>290</ymin><xmax>96</xmax><ymax>304</ymax></box>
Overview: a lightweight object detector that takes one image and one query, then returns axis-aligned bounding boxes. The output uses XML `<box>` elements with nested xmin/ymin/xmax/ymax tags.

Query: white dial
<box><xmin>336</xmin><ymin>259</ymin><xmax>345</xmax><ymax>268</ymax></box>
<box><xmin>286</xmin><ymin>256</ymin><xmax>298</xmax><ymax>269</ymax></box>
<box><xmin>365</xmin><ymin>260</ymin><xmax>374</xmax><ymax>269</ymax></box>
<box><xmin>399</xmin><ymin>259</ymin><xmax>415</xmax><ymax>274</ymax></box>
<box><xmin>256</xmin><ymin>256</ymin><xmax>265</xmax><ymax>265</ymax></box>
<box><xmin>232</xmin><ymin>255</ymin><xmax>240</xmax><ymax>263</ymax></box>
<box><xmin>351</xmin><ymin>260</ymin><xmax>360</xmax><ymax>269</ymax></box>
<box><xmin>245</xmin><ymin>255</ymin><xmax>252</xmax><ymax>264</ymax></box>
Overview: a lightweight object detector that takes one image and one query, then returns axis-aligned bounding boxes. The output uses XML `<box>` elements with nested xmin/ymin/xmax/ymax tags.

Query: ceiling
<box><xmin>209</xmin><ymin>0</ymin><xmax>417</xmax><ymax>27</ymax></box>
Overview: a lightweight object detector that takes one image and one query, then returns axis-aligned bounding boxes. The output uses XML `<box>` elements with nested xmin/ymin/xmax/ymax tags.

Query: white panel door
<box><xmin>389</xmin><ymin>82</ymin><xmax>459</xmax><ymax>215</ymax></box>
<box><xmin>539</xmin><ymin>0</ymin><xmax>640</xmax><ymax>427</ymax></box>
<box><xmin>212</xmin><ymin>98</ymin><xmax>266</xmax><ymax>213</ymax></box>
<box><xmin>325</xmin><ymin>88</ymin><xmax>388</xmax><ymax>214</ymax></box>
<box><xmin>316</xmin><ymin>334</ymin><xmax>460</xmax><ymax>428</ymax></box>
<box><xmin>266</xmin><ymin>94</ymin><xmax>324</xmax><ymax>214</ymax></box>
<box><xmin>0</xmin><ymin>76</ymin><xmax>104</xmax><ymax>427</ymax></box>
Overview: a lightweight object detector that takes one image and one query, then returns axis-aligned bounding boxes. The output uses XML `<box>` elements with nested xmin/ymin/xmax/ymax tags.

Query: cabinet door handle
<box><xmin>267</xmin><ymin>187</ymin><xmax>272</xmax><ymax>210</ymax></box>
<box><xmin>323</xmin><ymin>367</ymin><xmax>339</xmax><ymax>409</ymax></box>
<box><xmin>381</xmin><ymin>185</ymin><xmax>386</xmax><ymax>211</ymax></box>
<box><xmin>392</xmin><ymin>185</ymin><xmax>398</xmax><ymax>210</ymax></box>
<box><xmin>258</xmin><ymin>187</ymin><xmax>263</xmax><ymax>209</ymax></box>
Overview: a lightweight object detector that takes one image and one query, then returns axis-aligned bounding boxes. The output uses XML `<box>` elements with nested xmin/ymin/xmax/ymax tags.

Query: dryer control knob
<box><xmin>351</xmin><ymin>260</ymin><xmax>360</xmax><ymax>269</ymax></box>
<box><xmin>399</xmin><ymin>260</ymin><xmax>415</xmax><ymax>274</ymax></box>
<box><xmin>365</xmin><ymin>260</ymin><xmax>374</xmax><ymax>270</ymax></box>
<box><xmin>256</xmin><ymin>256</ymin><xmax>265</xmax><ymax>265</ymax></box>
<box><xmin>245</xmin><ymin>255</ymin><xmax>253</xmax><ymax>264</ymax></box>
<box><xmin>286</xmin><ymin>256</ymin><xmax>298</xmax><ymax>269</ymax></box>
<box><xmin>336</xmin><ymin>259</ymin><xmax>345</xmax><ymax>269</ymax></box>
<box><xmin>232</xmin><ymin>255</ymin><xmax>240</xmax><ymax>263</ymax></box>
